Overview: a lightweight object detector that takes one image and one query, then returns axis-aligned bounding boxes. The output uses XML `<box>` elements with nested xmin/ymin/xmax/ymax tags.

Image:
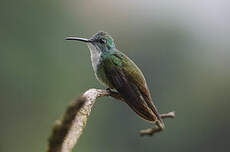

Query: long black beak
<box><xmin>65</xmin><ymin>37</ymin><xmax>92</xmax><ymax>43</ymax></box>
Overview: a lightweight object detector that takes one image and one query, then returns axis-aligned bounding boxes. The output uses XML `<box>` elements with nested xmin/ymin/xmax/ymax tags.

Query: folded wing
<box><xmin>103</xmin><ymin>52</ymin><xmax>162</xmax><ymax>123</ymax></box>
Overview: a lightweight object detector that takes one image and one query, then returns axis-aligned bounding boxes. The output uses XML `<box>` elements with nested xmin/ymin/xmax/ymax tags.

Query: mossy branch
<box><xmin>47</xmin><ymin>88</ymin><xmax>175</xmax><ymax>152</ymax></box>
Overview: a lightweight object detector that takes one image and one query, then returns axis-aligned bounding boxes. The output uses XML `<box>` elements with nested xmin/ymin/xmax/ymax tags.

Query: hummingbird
<box><xmin>65</xmin><ymin>31</ymin><xmax>164</xmax><ymax>128</ymax></box>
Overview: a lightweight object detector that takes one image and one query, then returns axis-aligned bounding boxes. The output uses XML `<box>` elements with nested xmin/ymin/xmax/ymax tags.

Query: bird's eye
<box><xmin>99</xmin><ymin>38</ymin><xmax>106</xmax><ymax>44</ymax></box>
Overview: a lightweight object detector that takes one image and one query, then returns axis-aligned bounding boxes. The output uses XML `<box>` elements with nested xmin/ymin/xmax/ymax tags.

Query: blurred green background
<box><xmin>1</xmin><ymin>0</ymin><xmax>230</xmax><ymax>152</ymax></box>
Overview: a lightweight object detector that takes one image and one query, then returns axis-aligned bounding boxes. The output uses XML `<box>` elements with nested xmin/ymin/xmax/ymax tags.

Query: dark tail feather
<box><xmin>145</xmin><ymin>100</ymin><xmax>165</xmax><ymax>128</ymax></box>
<box><xmin>140</xmin><ymin>88</ymin><xmax>164</xmax><ymax>128</ymax></box>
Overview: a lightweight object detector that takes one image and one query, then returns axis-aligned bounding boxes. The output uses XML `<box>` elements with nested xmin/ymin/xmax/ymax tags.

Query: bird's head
<box><xmin>65</xmin><ymin>31</ymin><xmax>115</xmax><ymax>53</ymax></box>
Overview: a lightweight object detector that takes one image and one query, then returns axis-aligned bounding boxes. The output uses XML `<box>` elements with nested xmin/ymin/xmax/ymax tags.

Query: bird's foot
<box><xmin>106</xmin><ymin>88</ymin><xmax>124</xmax><ymax>102</ymax></box>
<box><xmin>106</xmin><ymin>88</ymin><xmax>112</xmax><ymax>92</ymax></box>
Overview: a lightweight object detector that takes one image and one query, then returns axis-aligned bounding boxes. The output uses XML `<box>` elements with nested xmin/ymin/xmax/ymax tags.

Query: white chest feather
<box><xmin>87</xmin><ymin>44</ymin><xmax>102</xmax><ymax>73</ymax></box>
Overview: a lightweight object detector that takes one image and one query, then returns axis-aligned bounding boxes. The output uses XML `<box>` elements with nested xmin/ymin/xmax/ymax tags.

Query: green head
<box><xmin>65</xmin><ymin>31</ymin><xmax>115</xmax><ymax>53</ymax></box>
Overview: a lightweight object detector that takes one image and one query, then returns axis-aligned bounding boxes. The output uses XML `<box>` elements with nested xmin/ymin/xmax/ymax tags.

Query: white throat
<box><xmin>87</xmin><ymin>43</ymin><xmax>101</xmax><ymax>72</ymax></box>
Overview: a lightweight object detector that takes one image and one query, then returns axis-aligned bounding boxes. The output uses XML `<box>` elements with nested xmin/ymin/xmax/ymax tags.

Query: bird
<box><xmin>65</xmin><ymin>31</ymin><xmax>164</xmax><ymax>129</ymax></box>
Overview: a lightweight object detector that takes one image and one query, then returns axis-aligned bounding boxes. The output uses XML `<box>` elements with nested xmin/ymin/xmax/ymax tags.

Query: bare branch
<box><xmin>47</xmin><ymin>88</ymin><xmax>175</xmax><ymax>152</ymax></box>
<box><xmin>139</xmin><ymin>111</ymin><xmax>176</xmax><ymax>136</ymax></box>
<box><xmin>160</xmin><ymin>111</ymin><xmax>176</xmax><ymax>119</ymax></box>
<box><xmin>47</xmin><ymin>89</ymin><xmax>113</xmax><ymax>152</ymax></box>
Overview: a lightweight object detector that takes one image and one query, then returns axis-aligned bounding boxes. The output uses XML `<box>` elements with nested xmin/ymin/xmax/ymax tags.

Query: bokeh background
<box><xmin>1</xmin><ymin>0</ymin><xmax>230</xmax><ymax>152</ymax></box>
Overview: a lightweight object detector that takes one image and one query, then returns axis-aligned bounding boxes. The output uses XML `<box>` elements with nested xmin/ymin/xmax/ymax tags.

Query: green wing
<box><xmin>103</xmin><ymin>51</ymin><xmax>162</xmax><ymax>123</ymax></box>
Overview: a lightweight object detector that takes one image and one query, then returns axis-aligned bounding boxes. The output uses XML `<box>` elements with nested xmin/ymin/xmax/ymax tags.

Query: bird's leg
<box><xmin>106</xmin><ymin>88</ymin><xmax>125</xmax><ymax>102</ymax></box>
<box><xmin>140</xmin><ymin>111</ymin><xmax>175</xmax><ymax>136</ymax></box>
<box><xmin>106</xmin><ymin>88</ymin><xmax>112</xmax><ymax>92</ymax></box>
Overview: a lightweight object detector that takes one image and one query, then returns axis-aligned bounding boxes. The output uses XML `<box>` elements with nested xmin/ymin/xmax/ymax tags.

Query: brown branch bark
<box><xmin>47</xmin><ymin>88</ymin><xmax>175</xmax><ymax>152</ymax></box>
